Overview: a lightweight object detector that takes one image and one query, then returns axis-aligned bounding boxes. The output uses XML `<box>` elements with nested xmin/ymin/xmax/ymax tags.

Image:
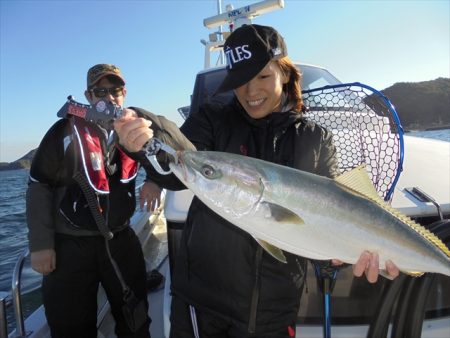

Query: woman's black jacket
<box><xmin>138</xmin><ymin>99</ymin><xmax>340</xmax><ymax>334</ymax></box>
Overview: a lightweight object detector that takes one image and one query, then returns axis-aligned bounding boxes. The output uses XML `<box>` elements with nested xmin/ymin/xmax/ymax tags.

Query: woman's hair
<box><xmin>276</xmin><ymin>57</ymin><xmax>304</xmax><ymax>113</ymax></box>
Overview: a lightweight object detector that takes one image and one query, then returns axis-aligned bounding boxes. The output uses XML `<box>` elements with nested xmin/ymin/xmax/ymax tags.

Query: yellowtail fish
<box><xmin>169</xmin><ymin>151</ymin><xmax>450</xmax><ymax>277</ymax></box>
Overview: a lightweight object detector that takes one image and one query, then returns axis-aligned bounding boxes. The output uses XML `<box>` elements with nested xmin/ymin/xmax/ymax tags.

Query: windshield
<box><xmin>300</xmin><ymin>64</ymin><xmax>341</xmax><ymax>90</ymax></box>
<box><xmin>185</xmin><ymin>64</ymin><xmax>342</xmax><ymax>118</ymax></box>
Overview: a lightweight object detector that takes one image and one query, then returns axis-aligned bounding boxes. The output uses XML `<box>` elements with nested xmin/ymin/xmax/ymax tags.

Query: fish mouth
<box><xmin>169</xmin><ymin>151</ymin><xmax>188</xmax><ymax>182</ymax></box>
<box><xmin>178</xmin><ymin>155</ymin><xmax>188</xmax><ymax>182</ymax></box>
<box><xmin>170</xmin><ymin>151</ymin><xmax>201</xmax><ymax>185</ymax></box>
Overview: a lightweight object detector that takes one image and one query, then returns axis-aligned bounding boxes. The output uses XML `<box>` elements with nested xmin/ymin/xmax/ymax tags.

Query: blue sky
<box><xmin>1</xmin><ymin>0</ymin><xmax>449</xmax><ymax>162</ymax></box>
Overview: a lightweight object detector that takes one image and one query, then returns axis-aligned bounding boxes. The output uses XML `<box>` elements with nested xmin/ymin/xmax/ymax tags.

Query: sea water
<box><xmin>406</xmin><ymin>129</ymin><xmax>450</xmax><ymax>142</ymax></box>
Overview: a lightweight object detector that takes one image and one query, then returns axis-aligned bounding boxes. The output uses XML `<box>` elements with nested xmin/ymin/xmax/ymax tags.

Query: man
<box><xmin>27</xmin><ymin>64</ymin><xmax>151</xmax><ymax>337</ymax></box>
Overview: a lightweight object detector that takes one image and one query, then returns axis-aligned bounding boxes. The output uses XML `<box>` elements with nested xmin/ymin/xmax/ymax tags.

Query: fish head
<box><xmin>169</xmin><ymin>151</ymin><xmax>264</xmax><ymax>218</ymax></box>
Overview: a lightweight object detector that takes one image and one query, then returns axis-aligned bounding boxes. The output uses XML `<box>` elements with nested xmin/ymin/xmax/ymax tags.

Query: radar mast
<box><xmin>201</xmin><ymin>0</ymin><xmax>284</xmax><ymax>69</ymax></box>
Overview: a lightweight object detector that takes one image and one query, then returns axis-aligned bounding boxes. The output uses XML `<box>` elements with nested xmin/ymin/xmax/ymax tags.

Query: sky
<box><xmin>0</xmin><ymin>0</ymin><xmax>449</xmax><ymax>163</ymax></box>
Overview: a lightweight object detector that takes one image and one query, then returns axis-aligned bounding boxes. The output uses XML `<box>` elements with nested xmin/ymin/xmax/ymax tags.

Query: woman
<box><xmin>115</xmin><ymin>24</ymin><xmax>399</xmax><ymax>338</ymax></box>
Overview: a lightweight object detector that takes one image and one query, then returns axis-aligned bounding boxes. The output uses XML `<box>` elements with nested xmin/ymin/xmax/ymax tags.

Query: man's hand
<box><xmin>114</xmin><ymin>108</ymin><xmax>153</xmax><ymax>152</ymax></box>
<box><xmin>332</xmin><ymin>251</ymin><xmax>400</xmax><ymax>283</ymax></box>
<box><xmin>31</xmin><ymin>249</ymin><xmax>56</xmax><ymax>275</ymax></box>
<box><xmin>140</xmin><ymin>180</ymin><xmax>162</xmax><ymax>212</ymax></box>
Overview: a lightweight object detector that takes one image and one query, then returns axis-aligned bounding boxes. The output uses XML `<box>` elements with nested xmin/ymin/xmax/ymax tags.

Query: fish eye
<box><xmin>202</xmin><ymin>164</ymin><xmax>221</xmax><ymax>179</ymax></box>
<box><xmin>201</xmin><ymin>165</ymin><xmax>216</xmax><ymax>178</ymax></box>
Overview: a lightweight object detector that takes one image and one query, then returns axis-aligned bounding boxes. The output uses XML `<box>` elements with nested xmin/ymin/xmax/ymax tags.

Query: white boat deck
<box><xmin>391</xmin><ymin>135</ymin><xmax>450</xmax><ymax>217</ymax></box>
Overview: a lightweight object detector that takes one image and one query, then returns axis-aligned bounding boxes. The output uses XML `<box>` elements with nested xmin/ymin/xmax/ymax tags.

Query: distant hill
<box><xmin>1</xmin><ymin>78</ymin><xmax>448</xmax><ymax>171</ymax></box>
<box><xmin>0</xmin><ymin>149</ymin><xmax>36</xmax><ymax>171</ymax></box>
<box><xmin>381</xmin><ymin>77</ymin><xmax>450</xmax><ymax>130</ymax></box>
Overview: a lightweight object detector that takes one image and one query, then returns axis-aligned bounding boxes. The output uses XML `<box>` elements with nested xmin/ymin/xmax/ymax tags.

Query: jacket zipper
<box><xmin>248</xmin><ymin>245</ymin><xmax>263</xmax><ymax>333</ymax></box>
<box><xmin>248</xmin><ymin>124</ymin><xmax>284</xmax><ymax>333</ymax></box>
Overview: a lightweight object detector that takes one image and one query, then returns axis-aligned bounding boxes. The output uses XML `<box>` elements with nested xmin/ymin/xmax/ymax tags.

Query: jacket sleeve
<box><xmin>26</xmin><ymin>119</ymin><xmax>68</xmax><ymax>252</ymax></box>
<box><xmin>179</xmin><ymin>103</ymin><xmax>219</xmax><ymax>151</ymax></box>
<box><xmin>126</xmin><ymin>107</ymin><xmax>197</xmax><ymax>190</ymax></box>
<box><xmin>317</xmin><ymin>127</ymin><xmax>341</xmax><ymax>178</ymax></box>
<box><xmin>294</xmin><ymin>120</ymin><xmax>341</xmax><ymax>179</ymax></box>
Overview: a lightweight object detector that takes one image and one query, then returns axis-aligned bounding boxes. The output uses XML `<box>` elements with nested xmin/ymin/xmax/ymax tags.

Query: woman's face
<box><xmin>234</xmin><ymin>61</ymin><xmax>288</xmax><ymax>119</ymax></box>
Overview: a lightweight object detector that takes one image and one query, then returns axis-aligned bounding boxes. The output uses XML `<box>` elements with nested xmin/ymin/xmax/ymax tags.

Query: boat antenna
<box><xmin>201</xmin><ymin>0</ymin><xmax>284</xmax><ymax>69</ymax></box>
<box><xmin>217</xmin><ymin>0</ymin><xmax>225</xmax><ymax>64</ymax></box>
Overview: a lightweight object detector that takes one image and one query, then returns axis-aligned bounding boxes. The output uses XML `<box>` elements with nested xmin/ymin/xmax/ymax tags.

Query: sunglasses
<box><xmin>91</xmin><ymin>87</ymin><xmax>124</xmax><ymax>98</ymax></box>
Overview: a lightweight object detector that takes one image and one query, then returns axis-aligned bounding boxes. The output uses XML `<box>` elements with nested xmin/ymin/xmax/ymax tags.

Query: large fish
<box><xmin>169</xmin><ymin>151</ymin><xmax>450</xmax><ymax>277</ymax></box>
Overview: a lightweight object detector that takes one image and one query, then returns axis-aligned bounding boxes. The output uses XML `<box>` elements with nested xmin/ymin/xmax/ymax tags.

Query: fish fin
<box><xmin>404</xmin><ymin>271</ymin><xmax>425</xmax><ymax>278</ymax></box>
<box><xmin>262</xmin><ymin>202</ymin><xmax>305</xmax><ymax>224</ymax></box>
<box><xmin>377</xmin><ymin>269</ymin><xmax>423</xmax><ymax>280</ymax></box>
<box><xmin>335</xmin><ymin>165</ymin><xmax>382</xmax><ymax>202</ymax></box>
<box><xmin>253</xmin><ymin>237</ymin><xmax>287</xmax><ymax>263</ymax></box>
<box><xmin>335</xmin><ymin>166</ymin><xmax>450</xmax><ymax>259</ymax></box>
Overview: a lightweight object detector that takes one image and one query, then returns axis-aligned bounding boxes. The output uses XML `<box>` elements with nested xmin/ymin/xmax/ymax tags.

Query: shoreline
<box><xmin>404</xmin><ymin>125</ymin><xmax>450</xmax><ymax>132</ymax></box>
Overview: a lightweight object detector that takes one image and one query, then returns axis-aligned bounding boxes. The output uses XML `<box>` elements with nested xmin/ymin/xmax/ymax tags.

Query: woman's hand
<box><xmin>114</xmin><ymin>108</ymin><xmax>153</xmax><ymax>152</ymax></box>
<box><xmin>332</xmin><ymin>251</ymin><xmax>400</xmax><ymax>283</ymax></box>
<box><xmin>140</xmin><ymin>180</ymin><xmax>162</xmax><ymax>212</ymax></box>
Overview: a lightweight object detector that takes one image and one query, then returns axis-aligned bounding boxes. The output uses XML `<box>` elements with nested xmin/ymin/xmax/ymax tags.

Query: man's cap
<box><xmin>215</xmin><ymin>24</ymin><xmax>287</xmax><ymax>94</ymax></box>
<box><xmin>87</xmin><ymin>64</ymin><xmax>125</xmax><ymax>88</ymax></box>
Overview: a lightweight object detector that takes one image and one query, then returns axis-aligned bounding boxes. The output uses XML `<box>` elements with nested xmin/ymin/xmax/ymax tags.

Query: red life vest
<box><xmin>72</xmin><ymin>117</ymin><xmax>138</xmax><ymax>194</ymax></box>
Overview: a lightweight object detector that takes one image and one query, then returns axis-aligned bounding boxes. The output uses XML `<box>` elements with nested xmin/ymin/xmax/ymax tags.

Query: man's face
<box><xmin>85</xmin><ymin>77</ymin><xmax>126</xmax><ymax>107</ymax></box>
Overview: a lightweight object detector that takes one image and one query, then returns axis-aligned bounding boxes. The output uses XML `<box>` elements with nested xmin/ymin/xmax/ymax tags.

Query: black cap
<box><xmin>215</xmin><ymin>24</ymin><xmax>287</xmax><ymax>94</ymax></box>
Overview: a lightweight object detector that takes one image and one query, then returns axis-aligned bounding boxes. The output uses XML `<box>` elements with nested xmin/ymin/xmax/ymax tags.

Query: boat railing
<box><xmin>405</xmin><ymin>186</ymin><xmax>445</xmax><ymax>220</ymax></box>
<box><xmin>11</xmin><ymin>248</ymin><xmax>28</xmax><ymax>338</ymax></box>
<box><xmin>0</xmin><ymin>248</ymin><xmax>30</xmax><ymax>338</ymax></box>
<box><xmin>0</xmin><ymin>292</ymin><xmax>8</xmax><ymax>338</ymax></box>
<box><xmin>11</xmin><ymin>248</ymin><xmax>30</xmax><ymax>337</ymax></box>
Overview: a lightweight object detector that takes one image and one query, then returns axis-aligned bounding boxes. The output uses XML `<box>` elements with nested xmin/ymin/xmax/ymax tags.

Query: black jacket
<box><xmin>27</xmin><ymin>117</ymin><xmax>136</xmax><ymax>252</ymax></box>
<box><xmin>141</xmin><ymin>99</ymin><xmax>340</xmax><ymax>334</ymax></box>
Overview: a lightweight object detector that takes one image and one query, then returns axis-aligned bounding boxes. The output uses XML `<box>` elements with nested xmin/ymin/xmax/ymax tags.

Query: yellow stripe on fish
<box><xmin>335</xmin><ymin>165</ymin><xmax>450</xmax><ymax>260</ymax></box>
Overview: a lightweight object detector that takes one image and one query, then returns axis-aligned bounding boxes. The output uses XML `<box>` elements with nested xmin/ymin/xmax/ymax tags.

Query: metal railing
<box><xmin>0</xmin><ymin>291</ymin><xmax>8</xmax><ymax>338</ymax></box>
<box><xmin>0</xmin><ymin>248</ymin><xmax>29</xmax><ymax>338</ymax></box>
<box><xmin>11</xmin><ymin>249</ymin><xmax>29</xmax><ymax>337</ymax></box>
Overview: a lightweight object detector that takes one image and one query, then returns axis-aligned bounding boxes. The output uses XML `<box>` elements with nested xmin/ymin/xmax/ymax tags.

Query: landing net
<box><xmin>302</xmin><ymin>83</ymin><xmax>404</xmax><ymax>201</ymax></box>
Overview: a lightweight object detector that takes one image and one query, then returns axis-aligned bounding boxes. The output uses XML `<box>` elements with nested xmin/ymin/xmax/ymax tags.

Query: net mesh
<box><xmin>302</xmin><ymin>83</ymin><xmax>403</xmax><ymax>200</ymax></box>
